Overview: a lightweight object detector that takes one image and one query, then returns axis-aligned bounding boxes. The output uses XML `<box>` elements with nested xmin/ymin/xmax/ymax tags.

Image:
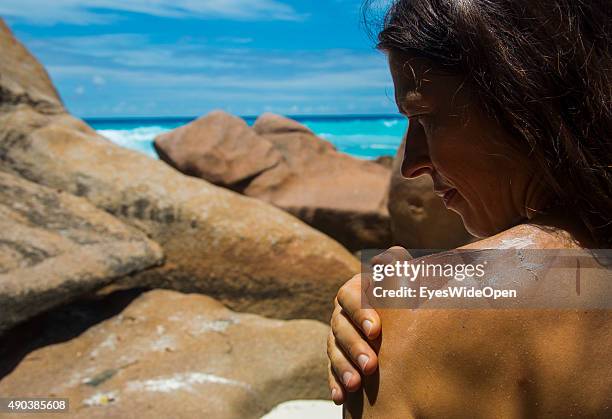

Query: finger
<box><xmin>370</xmin><ymin>246</ymin><xmax>411</xmax><ymax>266</ymax></box>
<box><xmin>327</xmin><ymin>331</ymin><xmax>362</xmax><ymax>392</ymax></box>
<box><xmin>328</xmin><ymin>361</ymin><xmax>345</xmax><ymax>405</ymax></box>
<box><xmin>332</xmin><ymin>310</ymin><xmax>379</xmax><ymax>375</ymax></box>
<box><xmin>336</xmin><ymin>275</ymin><xmax>381</xmax><ymax>339</ymax></box>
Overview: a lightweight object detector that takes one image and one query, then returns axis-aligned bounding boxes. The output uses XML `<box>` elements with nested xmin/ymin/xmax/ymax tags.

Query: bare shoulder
<box><xmin>347</xmin><ymin>308</ymin><xmax>611</xmax><ymax>418</ymax></box>
<box><xmin>459</xmin><ymin>222</ymin><xmax>584</xmax><ymax>250</ymax></box>
<box><xmin>346</xmin><ymin>224</ymin><xmax>611</xmax><ymax>418</ymax></box>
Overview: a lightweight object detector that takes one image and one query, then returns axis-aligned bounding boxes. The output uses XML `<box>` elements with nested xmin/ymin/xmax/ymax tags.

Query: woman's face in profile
<box><xmin>388</xmin><ymin>50</ymin><xmax>547</xmax><ymax>238</ymax></box>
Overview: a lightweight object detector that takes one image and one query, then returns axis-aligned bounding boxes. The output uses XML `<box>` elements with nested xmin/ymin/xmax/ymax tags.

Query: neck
<box><xmin>527</xmin><ymin>208</ymin><xmax>594</xmax><ymax>248</ymax></box>
<box><xmin>522</xmin><ymin>173</ymin><xmax>556</xmax><ymax>221</ymax></box>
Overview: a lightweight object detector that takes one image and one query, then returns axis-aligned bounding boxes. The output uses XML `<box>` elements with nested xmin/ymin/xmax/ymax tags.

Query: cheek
<box><xmin>426</xmin><ymin>125</ymin><xmax>481</xmax><ymax>180</ymax></box>
<box><xmin>427</xmin><ymin>125</ymin><xmax>505</xmax><ymax>207</ymax></box>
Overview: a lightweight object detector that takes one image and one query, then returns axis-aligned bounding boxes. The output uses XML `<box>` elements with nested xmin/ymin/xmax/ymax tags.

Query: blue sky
<box><xmin>2</xmin><ymin>0</ymin><xmax>397</xmax><ymax>118</ymax></box>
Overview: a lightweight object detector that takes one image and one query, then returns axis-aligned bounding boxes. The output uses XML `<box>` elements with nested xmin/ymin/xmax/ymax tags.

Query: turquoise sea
<box><xmin>86</xmin><ymin>115</ymin><xmax>407</xmax><ymax>160</ymax></box>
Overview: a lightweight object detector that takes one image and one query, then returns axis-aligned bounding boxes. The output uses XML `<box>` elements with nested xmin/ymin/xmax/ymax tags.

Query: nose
<box><xmin>400</xmin><ymin>120</ymin><xmax>433</xmax><ymax>179</ymax></box>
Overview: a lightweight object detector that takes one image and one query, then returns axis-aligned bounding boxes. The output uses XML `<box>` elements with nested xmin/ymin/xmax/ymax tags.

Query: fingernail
<box><xmin>357</xmin><ymin>354</ymin><xmax>369</xmax><ymax>371</ymax></box>
<box><xmin>342</xmin><ymin>372</ymin><xmax>353</xmax><ymax>387</ymax></box>
<box><xmin>331</xmin><ymin>388</ymin><xmax>337</xmax><ymax>401</ymax></box>
<box><xmin>362</xmin><ymin>319</ymin><xmax>373</xmax><ymax>336</ymax></box>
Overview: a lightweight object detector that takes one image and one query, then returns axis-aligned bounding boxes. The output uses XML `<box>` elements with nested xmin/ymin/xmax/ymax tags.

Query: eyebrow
<box><xmin>403</xmin><ymin>91</ymin><xmax>424</xmax><ymax>103</ymax></box>
<box><xmin>397</xmin><ymin>92</ymin><xmax>431</xmax><ymax>116</ymax></box>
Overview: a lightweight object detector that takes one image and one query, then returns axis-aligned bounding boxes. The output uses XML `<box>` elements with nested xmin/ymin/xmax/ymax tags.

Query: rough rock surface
<box><xmin>0</xmin><ymin>20</ymin><xmax>64</xmax><ymax>115</ymax></box>
<box><xmin>374</xmin><ymin>155</ymin><xmax>394</xmax><ymax>169</ymax></box>
<box><xmin>0</xmin><ymin>171</ymin><xmax>163</xmax><ymax>334</ymax></box>
<box><xmin>250</xmin><ymin>112</ymin><xmax>314</xmax><ymax>136</ymax></box>
<box><xmin>154</xmin><ymin>111</ymin><xmax>282</xmax><ymax>188</ymax></box>
<box><xmin>0</xmin><ymin>290</ymin><xmax>330</xmax><ymax>419</ymax></box>
<box><xmin>156</xmin><ymin>111</ymin><xmax>393</xmax><ymax>252</ymax></box>
<box><xmin>388</xmin><ymin>138</ymin><xmax>473</xmax><ymax>249</ymax></box>
<box><xmin>0</xmin><ymin>20</ymin><xmax>359</xmax><ymax>323</ymax></box>
<box><xmin>248</xmin><ymin>113</ymin><xmax>392</xmax><ymax>252</ymax></box>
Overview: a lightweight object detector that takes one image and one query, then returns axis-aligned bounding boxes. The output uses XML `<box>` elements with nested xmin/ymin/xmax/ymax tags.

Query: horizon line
<box><xmin>83</xmin><ymin>113</ymin><xmax>404</xmax><ymax>123</ymax></box>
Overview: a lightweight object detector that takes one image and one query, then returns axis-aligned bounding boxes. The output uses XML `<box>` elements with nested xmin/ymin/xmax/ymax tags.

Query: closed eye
<box><xmin>408</xmin><ymin>114</ymin><xmax>435</xmax><ymax>136</ymax></box>
<box><xmin>407</xmin><ymin>113</ymin><xmax>430</xmax><ymax>123</ymax></box>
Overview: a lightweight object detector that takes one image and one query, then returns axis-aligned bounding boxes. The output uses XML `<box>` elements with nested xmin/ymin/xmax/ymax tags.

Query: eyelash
<box><xmin>407</xmin><ymin>114</ymin><xmax>428</xmax><ymax>123</ymax></box>
<box><xmin>408</xmin><ymin>114</ymin><xmax>435</xmax><ymax>135</ymax></box>
<box><xmin>407</xmin><ymin>113</ymin><xmax>429</xmax><ymax>119</ymax></box>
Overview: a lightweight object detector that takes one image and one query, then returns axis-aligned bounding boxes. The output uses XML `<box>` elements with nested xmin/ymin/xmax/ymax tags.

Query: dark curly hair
<box><xmin>364</xmin><ymin>0</ymin><xmax>611</xmax><ymax>246</ymax></box>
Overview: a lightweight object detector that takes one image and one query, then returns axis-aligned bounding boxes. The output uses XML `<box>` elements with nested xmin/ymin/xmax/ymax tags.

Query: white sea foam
<box><xmin>98</xmin><ymin>126</ymin><xmax>169</xmax><ymax>143</ymax></box>
<box><xmin>319</xmin><ymin>133</ymin><xmax>399</xmax><ymax>141</ymax></box>
<box><xmin>94</xmin><ymin>119</ymin><xmax>404</xmax><ymax>160</ymax></box>
<box><xmin>97</xmin><ymin>126</ymin><xmax>169</xmax><ymax>158</ymax></box>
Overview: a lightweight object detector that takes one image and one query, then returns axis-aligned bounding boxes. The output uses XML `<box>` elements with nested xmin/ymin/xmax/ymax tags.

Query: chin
<box><xmin>464</xmin><ymin>223</ymin><xmax>490</xmax><ymax>239</ymax></box>
<box><xmin>457</xmin><ymin>212</ymin><xmax>497</xmax><ymax>239</ymax></box>
<box><xmin>444</xmin><ymin>192</ymin><xmax>507</xmax><ymax>239</ymax></box>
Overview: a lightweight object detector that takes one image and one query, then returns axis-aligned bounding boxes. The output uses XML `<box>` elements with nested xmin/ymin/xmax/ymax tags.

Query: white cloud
<box><xmin>216</xmin><ymin>36</ymin><xmax>254</xmax><ymax>44</ymax></box>
<box><xmin>92</xmin><ymin>75</ymin><xmax>106</xmax><ymax>85</ymax></box>
<box><xmin>49</xmin><ymin>63</ymin><xmax>391</xmax><ymax>91</ymax></box>
<box><xmin>0</xmin><ymin>0</ymin><xmax>305</xmax><ymax>25</ymax></box>
<box><xmin>11</xmin><ymin>16</ymin><xmax>396</xmax><ymax>116</ymax></box>
<box><xmin>26</xmin><ymin>34</ymin><xmax>247</xmax><ymax>69</ymax></box>
<box><xmin>24</xmin><ymin>33</ymin><xmax>392</xmax><ymax>89</ymax></box>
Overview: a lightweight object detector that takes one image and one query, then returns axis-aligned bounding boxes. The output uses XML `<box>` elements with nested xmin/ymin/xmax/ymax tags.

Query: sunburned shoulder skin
<box><xmin>345</xmin><ymin>224</ymin><xmax>612</xmax><ymax>419</ymax></box>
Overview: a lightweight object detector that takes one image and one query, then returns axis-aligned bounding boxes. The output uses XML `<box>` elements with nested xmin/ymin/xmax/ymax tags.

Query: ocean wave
<box><xmin>97</xmin><ymin>126</ymin><xmax>170</xmax><ymax>144</ymax></box>
<box><xmin>96</xmin><ymin>126</ymin><xmax>167</xmax><ymax>158</ymax></box>
<box><xmin>382</xmin><ymin>119</ymin><xmax>399</xmax><ymax>128</ymax></box>
<box><xmin>319</xmin><ymin>133</ymin><xmax>400</xmax><ymax>142</ymax></box>
<box><xmin>369</xmin><ymin>144</ymin><xmax>395</xmax><ymax>149</ymax></box>
<box><xmin>95</xmin><ymin>123</ymin><xmax>401</xmax><ymax>160</ymax></box>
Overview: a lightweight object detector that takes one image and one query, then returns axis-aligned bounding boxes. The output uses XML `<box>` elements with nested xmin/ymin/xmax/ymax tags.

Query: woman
<box><xmin>327</xmin><ymin>0</ymin><xmax>611</xmax><ymax>417</ymax></box>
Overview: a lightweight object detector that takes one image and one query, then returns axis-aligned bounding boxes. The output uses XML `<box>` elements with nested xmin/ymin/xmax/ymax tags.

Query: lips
<box><xmin>432</xmin><ymin>173</ymin><xmax>458</xmax><ymax>207</ymax></box>
<box><xmin>434</xmin><ymin>188</ymin><xmax>457</xmax><ymax>207</ymax></box>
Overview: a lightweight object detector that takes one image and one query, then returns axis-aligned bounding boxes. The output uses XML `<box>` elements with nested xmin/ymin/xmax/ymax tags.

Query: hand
<box><xmin>327</xmin><ymin>273</ymin><xmax>381</xmax><ymax>405</ymax></box>
<box><xmin>327</xmin><ymin>246</ymin><xmax>412</xmax><ymax>404</ymax></box>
